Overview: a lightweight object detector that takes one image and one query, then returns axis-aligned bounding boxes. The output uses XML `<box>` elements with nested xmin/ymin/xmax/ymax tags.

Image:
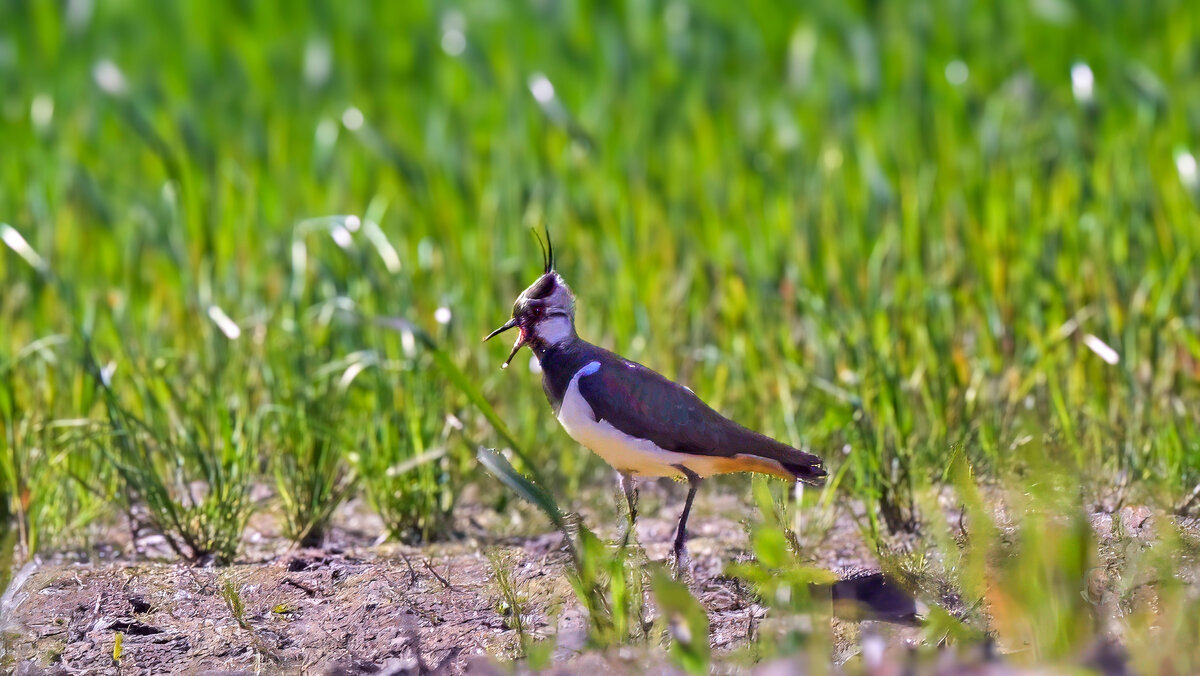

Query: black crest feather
<box><xmin>531</xmin><ymin>228</ymin><xmax>548</xmax><ymax>273</ymax></box>
<box><xmin>530</xmin><ymin>226</ymin><xmax>555</xmax><ymax>274</ymax></box>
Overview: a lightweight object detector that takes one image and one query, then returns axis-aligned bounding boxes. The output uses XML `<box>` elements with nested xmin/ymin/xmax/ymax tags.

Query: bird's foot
<box><xmin>669</xmin><ymin>550</ymin><xmax>694</xmax><ymax>581</ymax></box>
<box><xmin>670</xmin><ymin>536</ymin><xmax>692</xmax><ymax>580</ymax></box>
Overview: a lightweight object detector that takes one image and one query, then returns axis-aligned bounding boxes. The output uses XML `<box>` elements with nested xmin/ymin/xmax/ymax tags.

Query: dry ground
<box><xmin>1</xmin><ymin>479</ymin><xmax>1191</xmax><ymax>675</ymax></box>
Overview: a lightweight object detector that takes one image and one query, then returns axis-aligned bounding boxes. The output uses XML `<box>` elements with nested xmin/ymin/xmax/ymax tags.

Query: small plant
<box><xmin>479</xmin><ymin>447</ymin><xmax>659</xmax><ymax>648</ymax></box>
<box><xmin>86</xmin><ymin>346</ymin><xmax>257</xmax><ymax>565</ymax></box>
<box><xmin>726</xmin><ymin>518</ymin><xmax>839</xmax><ymax>665</ymax></box>
<box><xmin>219</xmin><ymin>575</ymin><xmax>252</xmax><ymax>630</ymax></box>
<box><xmin>357</xmin><ymin>364</ymin><xmax>458</xmax><ymax>543</ymax></box>
<box><xmin>567</xmin><ymin>524</ymin><xmax>651</xmax><ymax>646</ymax></box>
<box><xmin>266</xmin><ymin>367</ymin><xmax>357</xmax><ymax>548</ymax></box>
<box><xmin>650</xmin><ymin>571</ymin><xmax>710</xmax><ymax>675</ymax></box>
<box><xmin>486</xmin><ymin>550</ymin><xmax>557</xmax><ymax>667</ymax></box>
<box><xmin>488</xmin><ymin>550</ymin><xmax>531</xmax><ymax>639</ymax></box>
<box><xmin>1</xmin><ymin>341</ymin><xmax>107</xmax><ymax>564</ymax></box>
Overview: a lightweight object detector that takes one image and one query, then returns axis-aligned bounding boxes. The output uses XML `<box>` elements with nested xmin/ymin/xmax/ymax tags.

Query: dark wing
<box><xmin>576</xmin><ymin>357</ymin><xmax>826</xmax><ymax>484</ymax></box>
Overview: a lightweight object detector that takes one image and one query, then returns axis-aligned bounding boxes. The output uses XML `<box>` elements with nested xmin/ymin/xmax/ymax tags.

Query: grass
<box><xmin>357</xmin><ymin>362</ymin><xmax>461</xmax><ymax>543</ymax></box>
<box><xmin>2</xmin><ymin>0</ymin><xmax>1200</xmax><ymax>669</ymax></box>
<box><xmin>219</xmin><ymin>575</ymin><xmax>252</xmax><ymax>631</ymax></box>
<box><xmin>92</xmin><ymin>351</ymin><xmax>257</xmax><ymax>565</ymax></box>
<box><xmin>263</xmin><ymin>344</ymin><xmax>359</xmax><ymax>547</ymax></box>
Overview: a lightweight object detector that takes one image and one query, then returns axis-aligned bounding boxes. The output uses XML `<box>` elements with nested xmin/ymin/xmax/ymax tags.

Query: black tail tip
<box><xmin>787</xmin><ymin>461</ymin><xmax>827</xmax><ymax>486</ymax></box>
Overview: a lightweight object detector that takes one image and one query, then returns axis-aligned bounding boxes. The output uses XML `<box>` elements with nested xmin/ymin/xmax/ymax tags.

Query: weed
<box><xmin>357</xmin><ymin>364</ymin><xmax>458</xmax><ymax>543</ymax></box>
<box><xmin>650</xmin><ymin>571</ymin><xmax>710</xmax><ymax>675</ymax></box>
<box><xmin>86</xmin><ymin>343</ymin><xmax>256</xmax><ymax>565</ymax></box>
<box><xmin>486</xmin><ymin>550</ymin><xmax>557</xmax><ymax>667</ymax></box>
<box><xmin>480</xmin><ymin>448</ymin><xmax>655</xmax><ymax>647</ymax></box>
<box><xmin>487</xmin><ymin>550</ymin><xmax>530</xmax><ymax>638</ymax></box>
<box><xmin>265</xmin><ymin>367</ymin><xmax>357</xmax><ymax>547</ymax></box>
<box><xmin>1</xmin><ymin>341</ymin><xmax>107</xmax><ymax>563</ymax></box>
<box><xmin>220</xmin><ymin>575</ymin><xmax>252</xmax><ymax>631</ymax></box>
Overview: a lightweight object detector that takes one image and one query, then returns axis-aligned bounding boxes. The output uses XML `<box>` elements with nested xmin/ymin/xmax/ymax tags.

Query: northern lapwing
<box><xmin>485</xmin><ymin>232</ymin><xmax>826</xmax><ymax>566</ymax></box>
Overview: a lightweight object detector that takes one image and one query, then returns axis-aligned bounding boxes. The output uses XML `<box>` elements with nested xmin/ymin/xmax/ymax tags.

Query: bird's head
<box><xmin>484</xmin><ymin>230</ymin><xmax>576</xmax><ymax>368</ymax></box>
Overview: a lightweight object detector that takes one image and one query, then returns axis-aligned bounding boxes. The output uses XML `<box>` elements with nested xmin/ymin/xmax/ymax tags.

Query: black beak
<box><xmin>484</xmin><ymin>317</ymin><xmax>517</xmax><ymax>342</ymax></box>
<box><xmin>483</xmin><ymin>317</ymin><xmax>524</xmax><ymax>369</ymax></box>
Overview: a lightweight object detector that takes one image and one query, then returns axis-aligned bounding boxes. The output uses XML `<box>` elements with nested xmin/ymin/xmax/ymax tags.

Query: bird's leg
<box><xmin>671</xmin><ymin>465</ymin><xmax>702</xmax><ymax>576</ymax></box>
<box><xmin>619</xmin><ymin>471</ymin><xmax>638</xmax><ymax>540</ymax></box>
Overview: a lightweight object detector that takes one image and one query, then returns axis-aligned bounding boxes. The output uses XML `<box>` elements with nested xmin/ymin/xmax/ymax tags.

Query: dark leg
<box><xmin>619</xmin><ymin>472</ymin><xmax>638</xmax><ymax>531</ymax></box>
<box><xmin>671</xmin><ymin>466</ymin><xmax>702</xmax><ymax>573</ymax></box>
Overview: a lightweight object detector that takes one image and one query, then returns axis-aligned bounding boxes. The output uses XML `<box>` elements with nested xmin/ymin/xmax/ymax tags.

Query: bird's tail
<box><xmin>729</xmin><ymin>428</ymin><xmax>827</xmax><ymax>485</ymax></box>
<box><xmin>781</xmin><ymin>451</ymin><xmax>827</xmax><ymax>486</ymax></box>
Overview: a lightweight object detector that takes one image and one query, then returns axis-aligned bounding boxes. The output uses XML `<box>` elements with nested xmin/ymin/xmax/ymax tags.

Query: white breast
<box><xmin>555</xmin><ymin>361</ymin><xmax>730</xmax><ymax>478</ymax></box>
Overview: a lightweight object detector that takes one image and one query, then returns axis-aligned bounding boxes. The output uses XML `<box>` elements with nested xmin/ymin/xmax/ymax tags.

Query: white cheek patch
<box><xmin>533</xmin><ymin>315</ymin><xmax>573</xmax><ymax>345</ymax></box>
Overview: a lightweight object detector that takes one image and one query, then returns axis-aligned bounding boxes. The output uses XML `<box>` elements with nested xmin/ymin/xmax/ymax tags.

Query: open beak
<box><xmin>483</xmin><ymin>317</ymin><xmax>524</xmax><ymax>369</ymax></box>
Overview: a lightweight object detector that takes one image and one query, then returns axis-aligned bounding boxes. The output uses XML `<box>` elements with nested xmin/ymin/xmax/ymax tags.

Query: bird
<box><xmin>485</xmin><ymin>230</ymin><xmax>826</xmax><ymax>567</ymax></box>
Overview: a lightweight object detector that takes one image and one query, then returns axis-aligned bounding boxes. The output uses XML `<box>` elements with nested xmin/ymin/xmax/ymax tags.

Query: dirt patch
<box><xmin>5</xmin><ymin>549</ymin><xmax>524</xmax><ymax>674</ymax></box>
<box><xmin>2</xmin><ymin>480</ymin><xmax>900</xmax><ymax>674</ymax></box>
<box><xmin>5</xmin><ymin>479</ymin><xmax>1192</xmax><ymax>674</ymax></box>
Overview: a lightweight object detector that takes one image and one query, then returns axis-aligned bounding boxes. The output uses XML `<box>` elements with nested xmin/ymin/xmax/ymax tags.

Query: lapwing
<box><xmin>485</xmin><ymin>232</ymin><xmax>826</xmax><ymax>566</ymax></box>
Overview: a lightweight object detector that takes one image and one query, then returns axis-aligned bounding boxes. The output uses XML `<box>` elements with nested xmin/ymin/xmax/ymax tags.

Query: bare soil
<box><xmin>2</xmin><ymin>479</ymin><xmax>1193</xmax><ymax>675</ymax></box>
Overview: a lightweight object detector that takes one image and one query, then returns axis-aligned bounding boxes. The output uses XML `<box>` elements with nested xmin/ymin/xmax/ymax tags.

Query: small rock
<box><xmin>288</xmin><ymin>557</ymin><xmax>322</xmax><ymax>572</ymax></box>
<box><xmin>128</xmin><ymin>595</ymin><xmax>151</xmax><ymax>614</ymax></box>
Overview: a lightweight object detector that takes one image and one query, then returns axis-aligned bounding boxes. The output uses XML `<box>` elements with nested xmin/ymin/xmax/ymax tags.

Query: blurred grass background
<box><xmin>2</xmin><ymin>0</ymin><xmax>1200</xmax><ymax>644</ymax></box>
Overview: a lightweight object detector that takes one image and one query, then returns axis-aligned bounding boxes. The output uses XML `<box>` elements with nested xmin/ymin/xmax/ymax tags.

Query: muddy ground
<box><xmin>0</xmin><ymin>479</ymin><xmax>1192</xmax><ymax>675</ymax></box>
